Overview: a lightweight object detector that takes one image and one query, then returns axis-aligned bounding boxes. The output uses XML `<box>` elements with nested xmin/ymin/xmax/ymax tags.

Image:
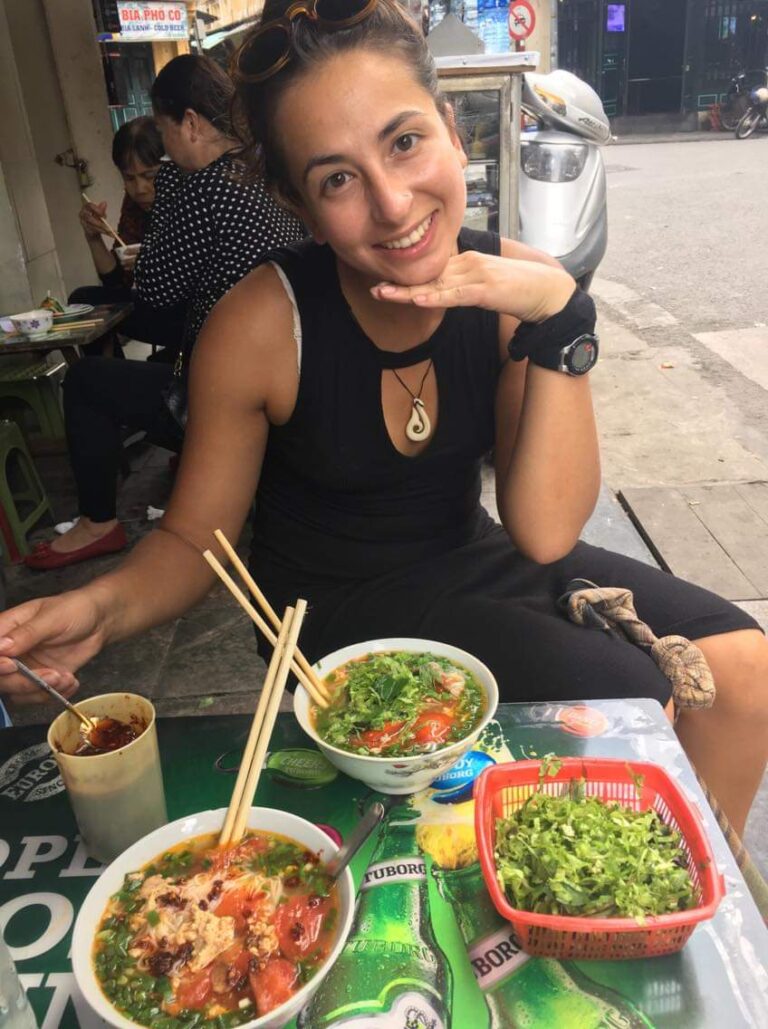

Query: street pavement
<box><xmin>592</xmin><ymin>135</ymin><xmax>768</xmax><ymax>876</ymax></box>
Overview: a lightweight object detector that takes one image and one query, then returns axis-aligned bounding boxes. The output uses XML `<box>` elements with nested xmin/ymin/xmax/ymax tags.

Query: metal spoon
<box><xmin>13</xmin><ymin>658</ymin><xmax>95</xmax><ymax>733</ymax></box>
<box><xmin>326</xmin><ymin>801</ymin><xmax>386</xmax><ymax>881</ymax></box>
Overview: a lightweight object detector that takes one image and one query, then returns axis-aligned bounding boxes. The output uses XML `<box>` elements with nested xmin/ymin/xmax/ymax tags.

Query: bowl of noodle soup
<box><xmin>72</xmin><ymin>807</ymin><xmax>355</xmax><ymax>1029</ymax></box>
<box><xmin>294</xmin><ymin>637</ymin><xmax>499</xmax><ymax>794</ymax></box>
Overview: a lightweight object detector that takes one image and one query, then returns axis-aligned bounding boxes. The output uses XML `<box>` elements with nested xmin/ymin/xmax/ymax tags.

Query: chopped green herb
<box><xmin>494</xmin><ymin>792</ymin><xmax>695</xmax><ymax>920</ymax></box>
<box><xmin>146</xmin><ymin>909</ymin><xmax>160</xmax><ymax>927</ymax></box>
<box><xmin>315</xmin><ymin>650</ymin><xmax>484</xmax><ymax>757</ymax></box>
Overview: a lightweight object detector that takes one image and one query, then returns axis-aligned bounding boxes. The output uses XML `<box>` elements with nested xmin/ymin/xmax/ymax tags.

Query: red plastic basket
<box><xmin>474</xmin><ymin>758</ymin><xmax>725</xmax><ymax>960</ymax></box>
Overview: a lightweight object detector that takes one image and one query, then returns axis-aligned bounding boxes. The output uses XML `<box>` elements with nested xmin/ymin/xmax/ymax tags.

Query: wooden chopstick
<box><xmin>50</xmin><ymin>321</ymin><xmax>101</xmax><ymax>331</ymax></box>
<box><xmin>219</xmin><ymin>606</ymin><xmax>293</xmax><ymax>847</ymax></box>
<box><xmin>213</xmin><ymin>528</ymin><xmax>331</xmax><ymax>702</ymax></box>
<box><xmin>202</xmin><ymin>549</ymin><xmax>329</xmax><ymax>709</ymax></box>
<box><xmin>81</xmin><ymin>192</ymin><xmax>127</xmax><ymax>247</ymax></box>
<box><xmin>228</xmin><ymin>601</ymin><xmax>307</xmax><ymax>844</ymax></box>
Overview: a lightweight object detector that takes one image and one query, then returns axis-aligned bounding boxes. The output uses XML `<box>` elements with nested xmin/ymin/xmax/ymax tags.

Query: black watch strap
<box><xmin>508</xmin><ymin>287</ymin><xmax>597</xmax><ymax>372</ymax></box>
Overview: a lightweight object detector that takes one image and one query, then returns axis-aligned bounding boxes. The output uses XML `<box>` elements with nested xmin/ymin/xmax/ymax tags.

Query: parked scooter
<box><xmin>518</xmin><ymin>70</ymin><xmax>611</xmax><ymax>291</ymax></box>
<box><xmin>734</xmin><ymin>82</ymin><xmax>768</xmax><ymax>139</ymax></box>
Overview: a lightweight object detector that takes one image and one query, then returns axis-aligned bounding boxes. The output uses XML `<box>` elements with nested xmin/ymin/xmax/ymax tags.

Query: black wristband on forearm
<box><xmin>508</xmin><ymin>287</ymin><xmax>597</xmax><ymax>368</ymax></box>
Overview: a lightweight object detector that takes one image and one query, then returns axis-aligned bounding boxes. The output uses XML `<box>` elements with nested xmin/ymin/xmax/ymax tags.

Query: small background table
<box><xmin>0</xmin><ymin>304</ymin><xmax>133</xmax><ymax>364</ymax></box>
<box><xmin>1</xmin><ymin>698</ymin><xmax>766</xmax><ymax>1028</ymax></box>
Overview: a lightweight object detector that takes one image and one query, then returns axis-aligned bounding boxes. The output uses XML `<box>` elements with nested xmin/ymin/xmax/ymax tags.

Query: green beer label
<box><xmin>361</xmin><ymin>859</ymin><xmax>427</xmax><ymax>889</ymax></box>
<box><xmin>468</xmin><ymin>926</ymin><xmax>529</xmax><ymax>990</ymax></box>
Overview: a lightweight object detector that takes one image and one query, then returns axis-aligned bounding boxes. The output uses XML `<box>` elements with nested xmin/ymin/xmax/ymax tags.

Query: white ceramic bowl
<box><xmin>115</xmin><ymin>244</ymin><xmax>141</xmax><ymax>266</ymax></box>
<box><xmin>9</xmin><ymin>308</ymin><xmax>53</xmax><ymax>334</ymax></box>
<box><xmin>294</xmin><ymin>637</ymin><xmax>499</xmax><ymax>794</ymax></box>
<box><xmin>71</xmin><ymin>807</ymin><xmax>355</xmax><ymax>1029</ymax></box>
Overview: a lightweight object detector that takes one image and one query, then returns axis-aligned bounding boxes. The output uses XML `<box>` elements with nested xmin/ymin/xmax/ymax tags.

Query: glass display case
<box><xmin>435</xmin><ymin>53</ymin><xmax>538</xmax><ymax>239</ymax></box>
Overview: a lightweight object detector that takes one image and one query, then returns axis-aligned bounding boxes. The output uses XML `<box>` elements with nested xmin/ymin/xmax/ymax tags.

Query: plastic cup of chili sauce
<box><xmin>47</xmin><ymin>693</ymin><xmax>167</xmax><ymax>863</ymax></box>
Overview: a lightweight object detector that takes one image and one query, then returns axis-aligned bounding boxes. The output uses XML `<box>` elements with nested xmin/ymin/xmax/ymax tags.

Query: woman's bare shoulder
<box><xmin>190</xmin><ymin>262</ymin><xmax>300</xmax><ymax>417</ymax></box>
<box><xmin>202</xmin><ymin>262</ymin><xmax>296</xmax><ymax>354</ymax></box>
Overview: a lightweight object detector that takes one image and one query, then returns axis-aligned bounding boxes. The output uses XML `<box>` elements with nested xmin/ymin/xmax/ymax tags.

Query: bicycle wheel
<box><xmin>720</xmin><ymin>95</ymin><xmax>748</xmax><ymax>131</ymax></box>
<box><xmin>735</xmin><ymin>109</ymin><xmax>761</xmax><ymax>139</ymax></box>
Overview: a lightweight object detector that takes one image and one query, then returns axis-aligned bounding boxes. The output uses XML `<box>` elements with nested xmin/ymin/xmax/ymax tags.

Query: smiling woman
<box><xmin>0</xmin><ymin>0</ymin><xmax>766</xmax><ymax>839</ymax></box>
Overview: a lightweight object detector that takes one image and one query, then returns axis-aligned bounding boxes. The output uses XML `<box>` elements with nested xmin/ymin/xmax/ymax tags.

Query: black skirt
<box><xmin>259</xmin><ymin>525</ymin><xmax>759</xmax><ymax>707</ymax></box>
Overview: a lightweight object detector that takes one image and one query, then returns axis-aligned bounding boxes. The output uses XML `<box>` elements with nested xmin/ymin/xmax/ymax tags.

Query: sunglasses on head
<box><xmin>234</xmin><ymin>0</ymin><xmax>379</xmax><ymax>85</ymax></box>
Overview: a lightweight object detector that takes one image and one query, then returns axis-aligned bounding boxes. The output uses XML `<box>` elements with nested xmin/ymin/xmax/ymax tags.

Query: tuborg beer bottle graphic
<box><xmin>432</xmin><ymin>861</ymin><xmax>654</xmax><ymax>1029</ymax></box>
<box><xmin>299</xmin><ymin>817</ymin><xmax>452</xmax><ymax>1028</ymax></box>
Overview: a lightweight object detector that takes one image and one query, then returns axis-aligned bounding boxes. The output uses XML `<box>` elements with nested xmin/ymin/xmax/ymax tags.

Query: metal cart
<box><xmin>435</xmin><ymin>52</ymin><xmax>539</xmax><ymax>240</ymax></box>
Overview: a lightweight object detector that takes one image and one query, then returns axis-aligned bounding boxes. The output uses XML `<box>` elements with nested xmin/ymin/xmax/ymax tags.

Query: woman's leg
<box><xmin>677</xmin><ymin>629</ymin><xmax>768</xmax><ymax>838</ymax></box>
<box><xmin>45</xmin><ymin>359</ymin><xmax>173</xmax><ymax>554</ymax></box>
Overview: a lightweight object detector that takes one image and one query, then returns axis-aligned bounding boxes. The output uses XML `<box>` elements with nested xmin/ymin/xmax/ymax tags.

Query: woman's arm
<box><xmin>493</xmin><ymin>239</ymin><xmax>600</xmax><ymax>563</ymax></box>
<box><xmin>79</xmin><ymin>199</ymin><xmax>119</xmax><ymax>279</ymax></box>
<box><xmin>0</xmin><ymin>266</ymin><xmax>299</xmax><ymax>700</ymax></box>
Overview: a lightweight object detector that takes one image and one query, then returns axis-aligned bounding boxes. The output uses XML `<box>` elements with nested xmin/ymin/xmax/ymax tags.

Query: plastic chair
<box><xmin>0</xmin><ymin>420</ymin><xmax>54</xmax><ymax>558</ymax></box>
<box><xmin>0</xmin><ymin>357</ymin><xmax>66</xmax><ymax>442</ymax></box>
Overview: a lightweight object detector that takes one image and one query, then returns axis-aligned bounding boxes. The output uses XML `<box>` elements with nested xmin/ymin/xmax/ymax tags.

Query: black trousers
<box><xmin>63</xmin><ymin>358</ymin><xmax>180</xmax><ymax>522</ymax></box>
<box><xmin>68</xmin><ymin>286</ymin><xmax>185</xmax><ymax>358</ymax></box>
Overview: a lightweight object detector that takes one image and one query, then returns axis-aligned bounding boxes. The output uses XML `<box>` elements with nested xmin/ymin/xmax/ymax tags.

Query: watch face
<box><xmin>568</xmin><ymin>336</ymin><xmax>598</xmax><ymax>374</ymax></box>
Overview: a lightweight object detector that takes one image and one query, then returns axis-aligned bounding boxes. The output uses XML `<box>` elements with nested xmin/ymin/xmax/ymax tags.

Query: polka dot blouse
<box><xmin>134</xmin><ymin>153</ymin><xmax>304</xmax><ymax>347</ymax></box>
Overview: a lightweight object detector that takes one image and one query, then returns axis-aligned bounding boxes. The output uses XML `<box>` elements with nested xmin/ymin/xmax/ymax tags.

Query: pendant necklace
<box><xmin>391</xmin><ymin>359</ymin><xmax>433</xmax><ymax>443</ymax></box>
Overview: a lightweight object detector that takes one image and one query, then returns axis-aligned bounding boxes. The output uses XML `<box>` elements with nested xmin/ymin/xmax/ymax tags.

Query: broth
<box><xmin>93</xmin><ymin>830</ymin><xmax>339</xmax><ymax>1027</ymax></box>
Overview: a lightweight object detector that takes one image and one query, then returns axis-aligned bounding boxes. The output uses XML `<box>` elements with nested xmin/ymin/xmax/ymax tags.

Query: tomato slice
<box><xmin>214</xmin><ymin>887</ymin><xmax>266</xmax><ymax>930</ymax></box>
<box><xmin>174</xmin><ymin>965</ymin><xmax>213</xmax><ymax>1010</ymax></box>
<box><xmin>274</xmin><ymin>894</ymin><xmax>332</xmax><ymax>960</ymax></box>
<box><xmin>354</xmin><ymin>720</ymin><xmax>406</xmax><ymax>751</ymax></box>
<box><xmin>249</xmin><ymin>957</ymin><xmax>298</xmax><ymax>1017</ymax></box>
<box><xmin>412</xmin><ymin>710</ymin><xmax>454</xmax><ymax>746</ymax></box>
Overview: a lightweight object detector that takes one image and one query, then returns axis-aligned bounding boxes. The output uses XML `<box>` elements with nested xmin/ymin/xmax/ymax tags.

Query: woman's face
<box><xmin>120</xmin><ymin>157</ymin><xmax>160</xmax><ymax>210</ymax></box>
<box><xmin>276</xmin><ymin>50</ymin><xmax>468</xmax><ymax>288</ymax></box>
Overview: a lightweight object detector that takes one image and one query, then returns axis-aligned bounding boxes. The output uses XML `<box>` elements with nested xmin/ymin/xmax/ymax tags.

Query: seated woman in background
<box><xmin>71</xmin><ymin>116</ymin><xmax>186</xmax><ymax>359</ymax></box>
<box><xmin>1</xmin><ymin>2</ymin><xmax>764</xmax><ymax>839</ymax></box>
<box><xmin>24</xmin><ymin>53</ymin><xmax>303</xmax><ymax>570</ymax></box>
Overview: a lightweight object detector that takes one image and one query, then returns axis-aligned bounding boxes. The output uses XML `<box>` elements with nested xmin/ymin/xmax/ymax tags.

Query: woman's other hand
<box><xmin>0</xmin><ymin>591</ymin><xmax>107</xmax><ymax>704</ymax></box>
<box><xmin>79</xmin><ymin>199</ymin><xmax>109</xmax><ymax>241</ymax></box>
<box><xmin>371</xmin><ymin>251</ymin><xmax>575</xmax><ymax>324</ymax></box>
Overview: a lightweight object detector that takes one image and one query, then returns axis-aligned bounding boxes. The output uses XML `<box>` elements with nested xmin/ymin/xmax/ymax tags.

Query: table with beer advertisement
<box><xmin>1</xmin><ymin>699</ymin><xmax>767</xmax><ymax>1028</ymax></box>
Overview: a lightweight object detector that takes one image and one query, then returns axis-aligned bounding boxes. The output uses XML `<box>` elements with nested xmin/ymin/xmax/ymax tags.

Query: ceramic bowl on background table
<box><xmin>8</xmin><ymin>309</ymin><xmax>53</xmax><ymax>336</ymax></box>
<box><xmin>294</xmin><ymin>637</ymin><xmax>499</xmax><ymax>794</ymax></box>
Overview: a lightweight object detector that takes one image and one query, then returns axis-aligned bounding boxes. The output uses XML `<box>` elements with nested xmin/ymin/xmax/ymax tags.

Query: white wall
<box><xmin>0</xmin><ymin>0</ymin><xmax>64</xmax><ymax>313</ymax></box>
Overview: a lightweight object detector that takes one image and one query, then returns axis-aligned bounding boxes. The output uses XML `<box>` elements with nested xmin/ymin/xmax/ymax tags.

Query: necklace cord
<box><xmin>391</xmin><ymin>358</ymin><xmax>433</xmax><ymax>401</ymax></box>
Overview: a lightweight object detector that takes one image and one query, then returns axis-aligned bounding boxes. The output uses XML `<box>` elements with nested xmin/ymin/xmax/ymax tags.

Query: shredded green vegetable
<box><xmin>494</xmin><ymin>787</ymin><xmax>696</xmax><ymax>919</ymax></box>
<box><xmin>315</xmin><ymin>651</ymin><xmax>484</xmax><ymax>757</ymax></box>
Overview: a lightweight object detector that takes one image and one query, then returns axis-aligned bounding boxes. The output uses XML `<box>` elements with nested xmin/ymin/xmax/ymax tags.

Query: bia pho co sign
<box><xmin>117</xmin><ymin>1</ymin><xmax>188</xmax><ymax>41</ymax></box>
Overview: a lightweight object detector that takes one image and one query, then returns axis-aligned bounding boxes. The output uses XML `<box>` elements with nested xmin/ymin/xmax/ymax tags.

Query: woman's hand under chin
<box><xmin>370</xmin><ymin>250</ymin><xmax>576</xmax><ymax>324</ymax></box>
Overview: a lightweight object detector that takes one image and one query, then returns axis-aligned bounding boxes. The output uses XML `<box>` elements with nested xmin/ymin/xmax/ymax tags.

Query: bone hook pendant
<box><xmin>406</xmin><ymin>398</ymin><xmax>431</xmax><ymax>442</ymax></box>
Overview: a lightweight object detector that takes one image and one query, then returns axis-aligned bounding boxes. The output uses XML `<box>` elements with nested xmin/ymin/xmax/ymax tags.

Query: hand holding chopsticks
<box><xmin>81</xmin><ymin>192</ymin><xmax>127</xmax><ymax>248</ymax></box>
<box><xmin>219</xmin><ymin>601</ymin><xmax>306</xmax><ymax>847</ymax></box>
<box><xmin>202</xmin><ymin>532</ymin><xmax>330</xmax><ymax>710</ymax></box>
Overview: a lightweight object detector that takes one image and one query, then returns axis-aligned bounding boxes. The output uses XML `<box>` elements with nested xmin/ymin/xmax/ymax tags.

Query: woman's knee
<box><xmin>695</xmin><ymin>628</ymin><xmax>768</xmax><ymax>720</ymax></box>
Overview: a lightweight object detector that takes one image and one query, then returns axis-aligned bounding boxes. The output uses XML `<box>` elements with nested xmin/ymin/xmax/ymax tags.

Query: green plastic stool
<box><xmin>0</xmin><ymin>357</ymin><xmax>66</xmax><ymax>441</ymax></box>
<box><xmin>0</xmin><ymin>419</ymin><xmax>54</xmax><ymax>558</ymax></box>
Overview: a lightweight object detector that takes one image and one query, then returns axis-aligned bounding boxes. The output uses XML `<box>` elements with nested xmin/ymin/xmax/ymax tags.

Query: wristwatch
<box><xmin>555</xmin><ymin>332</ymin><xmax>599</xmax><ymax>376</ymax></box>
<box><xmin>508</xmin><ymin>288</ymin><xmax>599</xmax><ymax>376</ymax></box>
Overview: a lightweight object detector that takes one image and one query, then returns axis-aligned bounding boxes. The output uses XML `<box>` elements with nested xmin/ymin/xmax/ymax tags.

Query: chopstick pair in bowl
<box><xmin>202</xmin><ymin>529</ymin><xmax>332</xmax><ymax>847</ymax></box>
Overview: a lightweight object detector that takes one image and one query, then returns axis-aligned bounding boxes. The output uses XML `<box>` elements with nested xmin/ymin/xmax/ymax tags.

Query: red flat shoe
<box><xmin>24</xmin><ymin>524</ymin><xmax>128</xmax><ymax>570</ymax></box>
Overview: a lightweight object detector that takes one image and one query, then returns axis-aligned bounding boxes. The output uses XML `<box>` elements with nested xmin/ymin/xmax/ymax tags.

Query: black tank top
<box><xmin>250</xmin><ymin>227</ymin><xmax>503</xmax><ymax>592</ymax></box>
